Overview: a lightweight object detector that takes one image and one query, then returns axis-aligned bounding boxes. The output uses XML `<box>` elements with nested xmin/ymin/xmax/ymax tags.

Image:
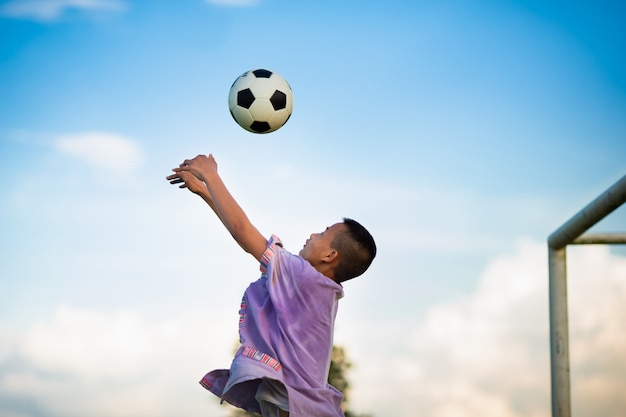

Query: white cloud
<box><xmin>0</xmin><ymin>305</ymin><xmax>236</xmax><ymax>417</ymax></box>
<box><xmin>566</xmin><ymin>246</ymin><xmax>626</xmax><ymax>417</ymax></box>
<box><xmin>0</xmin><ymin>0</ymin><xmax>126</xmax><ymax>21</ymax></box>
<box><xmin>56</xmin><ymin>132</ymin><xmax>143</xmax><ymax>174</ymax></box>
<box><xmin>344</xmin><ymin>241</ymin><xmax>626</xmax><ymax>417</ymax></box>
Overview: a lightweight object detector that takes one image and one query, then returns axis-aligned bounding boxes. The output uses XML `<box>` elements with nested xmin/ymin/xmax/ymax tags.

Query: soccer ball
<box><xmin>228</xmin><ymin>69</ymin><xmax>293</xmax><ymax>134</ymax></box>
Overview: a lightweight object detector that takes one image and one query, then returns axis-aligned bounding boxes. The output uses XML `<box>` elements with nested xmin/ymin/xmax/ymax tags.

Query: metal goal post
<box><xmin>547</xmin><ymin>173</ymin><xmax>626</xmax><ymax>417</ymax></box>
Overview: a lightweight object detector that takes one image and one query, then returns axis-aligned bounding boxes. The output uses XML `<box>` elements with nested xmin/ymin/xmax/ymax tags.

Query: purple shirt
<box><xmin>200</xmin><ymin>235</ymin><xmax>346</xmax><ymax>417</ymax></box>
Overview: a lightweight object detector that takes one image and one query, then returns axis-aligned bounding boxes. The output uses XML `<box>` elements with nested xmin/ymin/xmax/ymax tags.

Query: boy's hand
<box><xmin>175</xmin><ymin>154</ymin><xmax>218</xmax><ymax>183</ymax></box>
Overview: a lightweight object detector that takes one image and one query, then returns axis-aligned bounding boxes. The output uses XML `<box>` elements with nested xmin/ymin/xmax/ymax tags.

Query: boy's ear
<box><xmin>322</xmin><ymin>249</ymin><xmax>339</xmax><ymax>264</ymax></box>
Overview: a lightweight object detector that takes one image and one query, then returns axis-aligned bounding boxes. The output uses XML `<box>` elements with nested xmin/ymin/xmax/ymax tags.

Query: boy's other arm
<box><xmin>172</xmin><ymin>154</ymin><xmax>268</xmax><ymax>262</ymax></box>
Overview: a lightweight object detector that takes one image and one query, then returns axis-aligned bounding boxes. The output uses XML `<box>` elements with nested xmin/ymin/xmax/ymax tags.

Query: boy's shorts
<box><xmin>255</xmin><ymin>378</ymin><xmax>289</xmax><ymax>417</ymax></box>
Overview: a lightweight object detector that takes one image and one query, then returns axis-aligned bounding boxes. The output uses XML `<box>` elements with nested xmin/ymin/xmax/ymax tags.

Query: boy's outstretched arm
<box><xmin>169</xmin><ymin>154</ymin><xmax>268</xmax><ymax>262</ymax></box>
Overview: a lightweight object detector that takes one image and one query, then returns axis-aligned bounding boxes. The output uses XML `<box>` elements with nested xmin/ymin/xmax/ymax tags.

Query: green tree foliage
<box><xmin>228</xmin><ymin>345</ymin><xmax>373</xmax><ymax>417</ymax></box>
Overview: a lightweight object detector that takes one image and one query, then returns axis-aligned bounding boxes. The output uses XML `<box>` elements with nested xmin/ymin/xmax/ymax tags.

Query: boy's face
<box><xmin>298</xmin><ymin>222</ymin><xmax>345</xmax><ymax>264</ymax></box>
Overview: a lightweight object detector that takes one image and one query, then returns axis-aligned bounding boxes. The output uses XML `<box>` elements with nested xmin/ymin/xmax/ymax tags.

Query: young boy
<box><xmin>166</xmin><ymin>154</ymin><xmax>376</xmax><ymax>417</ymax></box>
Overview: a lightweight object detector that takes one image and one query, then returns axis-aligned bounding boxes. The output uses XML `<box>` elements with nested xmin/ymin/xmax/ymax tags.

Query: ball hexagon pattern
<box><xmin>228</xmin><ymin>69</ymin><xmax>293</xmax><ymax>134</ymax></box>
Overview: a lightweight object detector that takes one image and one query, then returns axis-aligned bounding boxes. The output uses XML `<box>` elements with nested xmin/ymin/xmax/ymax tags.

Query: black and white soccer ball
<box><xmin>228</xmin><ymin>69</ymin><xmax>293</xmax><ymax>134</ymax></box>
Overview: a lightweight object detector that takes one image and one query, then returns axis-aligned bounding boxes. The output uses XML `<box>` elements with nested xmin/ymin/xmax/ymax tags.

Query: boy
<box><xmin>166</xmin><ymin>154</ymin><xmax>376</xmax><ymax>417</ymax></box>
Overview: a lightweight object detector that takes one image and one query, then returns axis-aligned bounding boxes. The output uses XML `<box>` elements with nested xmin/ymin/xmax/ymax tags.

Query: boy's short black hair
<box><xmin>331</xmin><ymin>218</ymin><xmax>377</xmax><ymax>283</ymax></box>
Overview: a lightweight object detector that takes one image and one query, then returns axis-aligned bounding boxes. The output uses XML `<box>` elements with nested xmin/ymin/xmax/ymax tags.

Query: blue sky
<box><xmin>1</xmin><ymin>1</ymin><xmax>625</xmax><ymax>417</ymax></box>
